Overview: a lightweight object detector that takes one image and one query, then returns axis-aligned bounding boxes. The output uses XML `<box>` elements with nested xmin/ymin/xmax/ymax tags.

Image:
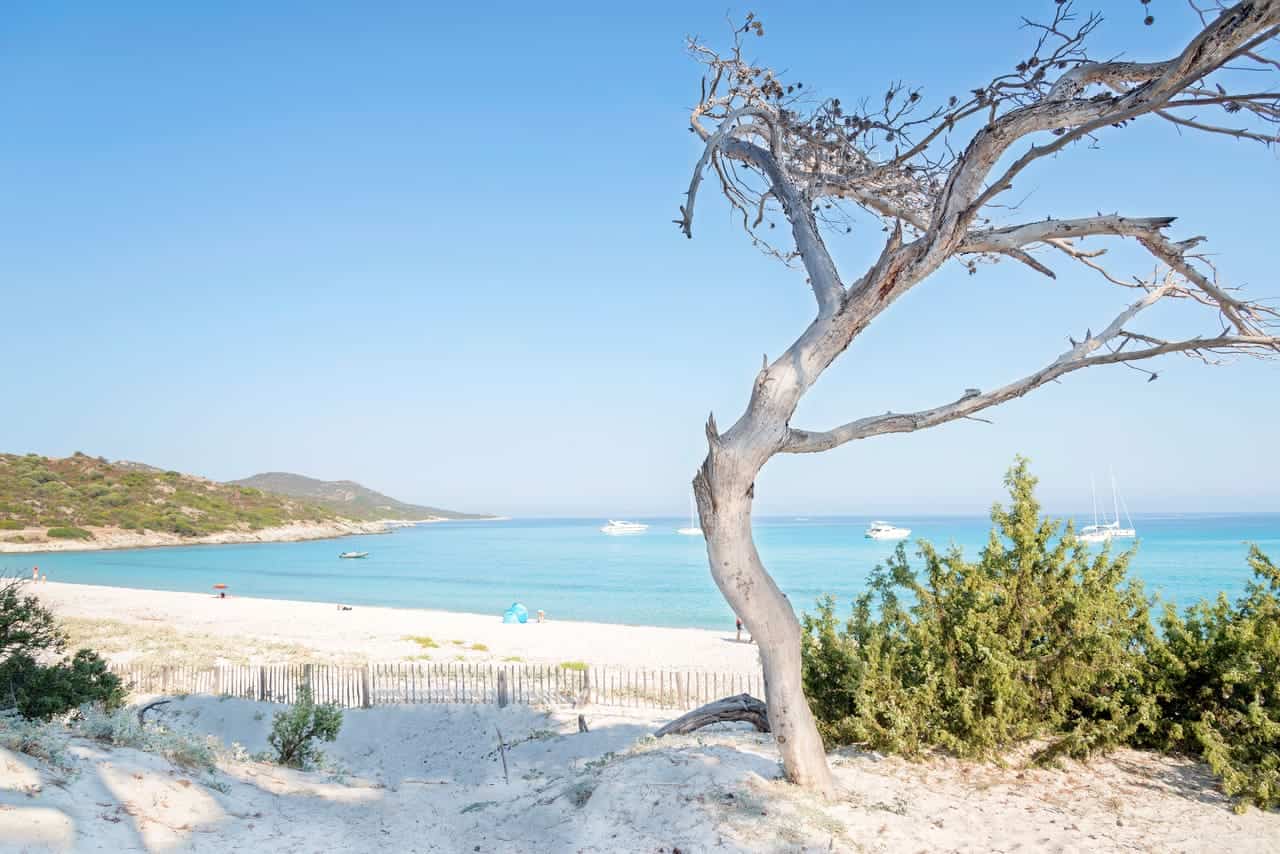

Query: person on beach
<box><xmin>736</xmin><ymin>616</ymin><xmax>743</xmax><ymax>642</ymax></box>
<box><xmin>32</xmin><ymin>566</ymin><xmax>39</xmax><ymax>582</ymax></box>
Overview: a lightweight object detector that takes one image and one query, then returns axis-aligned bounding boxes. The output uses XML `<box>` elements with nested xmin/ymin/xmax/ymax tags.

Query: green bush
<box><xmin>1</xmin><ymin>577</ymin><xmax>64</xmax><ymax>659</ymax></box>
<box><xmin>0</xmin><ymin>650</ymin><xmax>125</xmax><ymax>719</ymax></box>
<box><xmin>46</xmin><ymin>526</ymin><xmax>93</xmax><ymax>540</ymax></box>
<box><xmin>1141</xmin><ymin>547</ymin><xmax>1280</xmax><ymax>811</ymax></box>
<box><xmin>0</xmin><ymin>577</ymin><xmax>124</xmax><ymax>720</ymax></box>
<box><xmin>167</xmin><ymin>517</ymin><xmax>199</xmax><ymax>537</ymax></box>
<box><xmin>800</xmin><ymin>458</ymin><xmax>1280</xmax><ymax>811</ymax></box>
<box><xmin>802</xmin><ymin>459</ymin><xmax>1155</xmax><ymax>761</ymax></box>
<box><xmin>268</xmin><ymin>683</ymin><xmax>342</xmax><ymax>769</ymax></box>
<box><xmin>0</xmin><ymin>520</ymin><xmax>21</xmax><ymax>530</ymax></box>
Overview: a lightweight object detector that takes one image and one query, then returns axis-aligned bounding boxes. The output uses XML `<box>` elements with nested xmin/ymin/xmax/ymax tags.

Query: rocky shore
<box><xmin>0</xmin><ymin>518</ymin><xmax>436</xmax><ymax>554</ymax></box>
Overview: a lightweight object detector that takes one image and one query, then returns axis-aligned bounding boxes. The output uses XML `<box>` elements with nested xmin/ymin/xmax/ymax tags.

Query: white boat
<box><xmin>338</xmin><ymin>551</ymin><xmax>369</xmax><ymax>559</ymax></box>
<box><xmin>1079</xmin><ymin>472</ymin><xmax>1137</xmax><ymax>544</ymax></box>
<box><xmin>676</xmin><ymin>496</ymin><xmax>702</xmax><ymax>536</ymax></box>
<box><xmin>600</xmin><ymin>520</ymin><xmax>648</xmax><ymax>535</ymax></box>
<box><xmin>865</xmin><ymin>521</ymin><xmax>910</xmax><ymax>540</ymax></box>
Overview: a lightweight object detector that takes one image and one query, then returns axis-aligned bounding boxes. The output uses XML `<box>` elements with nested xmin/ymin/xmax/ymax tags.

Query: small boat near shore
<box><xmin>338</xmin><ymin>551</ymin><xmax>369</xmax><ymax>559</ymax></box>
<box><xmin>601</xmin><ymin>520</ymin><xmax>648</xmax><ymax>535</ymax></box>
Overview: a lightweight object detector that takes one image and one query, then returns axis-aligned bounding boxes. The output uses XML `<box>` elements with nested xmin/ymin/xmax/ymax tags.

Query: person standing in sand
<box><xmin>32</xmin><ymin>566</ymin><xmax>39</xmax><ymax>582</ymax></box>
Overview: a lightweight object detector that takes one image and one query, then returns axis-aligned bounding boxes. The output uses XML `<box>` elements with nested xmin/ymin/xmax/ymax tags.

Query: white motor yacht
<box><xmin>865</xmin><ymin>521</ymin><xmax>911</xmax><ymax>540</ymax></box>
<box><xmin>601</xmin><ymin>520</ymin><xmax>648</xmax><ymax>535</ymax></box>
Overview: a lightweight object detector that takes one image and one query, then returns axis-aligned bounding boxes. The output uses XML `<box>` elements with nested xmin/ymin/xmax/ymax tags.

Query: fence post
<box><xmin>497</xmin><ymin>669</ymin><xmax>509</xmax><ymax>708</ymax></box>
<box><xmin>361</xmin><ymin>665</ymin><xmax>373</xmax><ymax>708</ymax></box>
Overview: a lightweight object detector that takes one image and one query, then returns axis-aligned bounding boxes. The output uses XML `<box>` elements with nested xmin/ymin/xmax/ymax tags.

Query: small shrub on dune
<box><xmin>75</xmin><ymin>705</ymin><xmax>218</xmax><ymax>771</ymax></box>
<box><xmin>46</xmin><ymin>526</ymin><xmax>93</xmax><ymax>540</ymax></box>
<box><xmin>1141</xmin><ymin>546</ymin><xmax>1280</xmax><ymax>812</ymax></box>
<box><xmin>0</xmin><ymin>715</ymin><xmax>71</xmax><ymax>769</ymax></box>
<box><xmin>268</xmin><ymin>683</ymin><xmax>342</xmax><ymax>769</ymax></box>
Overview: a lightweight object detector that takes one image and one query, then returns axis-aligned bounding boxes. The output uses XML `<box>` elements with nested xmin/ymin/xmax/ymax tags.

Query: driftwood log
<box><xmin>654</xmin><ymin>694</ymin><xmax>770</xmax><ymax>738</ymax></box>
<box><xmin>136</xmin><ymin>699</ymin><xmax>171</xmax><ymax>726</ymax></box>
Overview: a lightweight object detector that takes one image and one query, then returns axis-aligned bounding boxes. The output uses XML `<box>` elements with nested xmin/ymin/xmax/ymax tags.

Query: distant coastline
<box><xmin>0</xmin><ymin>516</ymin><xmax>503</xmax><ymax>555</ymax></box>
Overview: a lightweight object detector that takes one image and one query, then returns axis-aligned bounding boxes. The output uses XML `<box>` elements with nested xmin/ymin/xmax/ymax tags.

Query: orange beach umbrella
<box><xmin>212</xmin><ymin>583</ymin><xmax>228</xmax><ymax>590</ymax></box>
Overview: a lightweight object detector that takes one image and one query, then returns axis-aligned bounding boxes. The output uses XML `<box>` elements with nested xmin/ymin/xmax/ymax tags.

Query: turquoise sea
<box><xmin>8</xmin><ymin>514</ymin><xmax>1278</xmax><ymax>630</ymax></box>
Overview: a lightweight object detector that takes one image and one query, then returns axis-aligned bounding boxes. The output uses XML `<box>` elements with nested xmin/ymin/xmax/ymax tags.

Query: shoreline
<box><xmin>0</xmin><ymin>516</ymin><xmax>502</xmax><ymax>555</ymax></box>
<box><xmin>30</xmin><ymin>580</ymin><xmax>763</xmax><ymax>672</ymax></box>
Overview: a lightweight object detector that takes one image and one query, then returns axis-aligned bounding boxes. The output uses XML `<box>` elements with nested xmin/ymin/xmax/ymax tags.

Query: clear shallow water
<box><xmin>7</xmin><ymin>514</ymin><xmax>1278</xmax><ymax>630</ymax></box>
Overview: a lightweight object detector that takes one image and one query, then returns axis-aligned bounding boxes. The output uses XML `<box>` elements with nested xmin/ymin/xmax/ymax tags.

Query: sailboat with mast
<box><xmin>677</xmin><ymin>495</ymin><xmax>703</xmax><ymax>536</ymax></box>
<box><xmin>1080</xmin><ymin>471</ymin><xmax>1136</xmax><ymax>544</ymax></box>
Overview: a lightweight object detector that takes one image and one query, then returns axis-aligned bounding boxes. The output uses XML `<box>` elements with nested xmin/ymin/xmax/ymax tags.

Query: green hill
<box><xmin>0</xmin><ymin>453</ymin><xmax>337</xmax><ymax>538</ymax></box>
<box><xmin>228</xmin><ymin>472</ymin><xmax>491</xmax><ymax>521</ymax></box>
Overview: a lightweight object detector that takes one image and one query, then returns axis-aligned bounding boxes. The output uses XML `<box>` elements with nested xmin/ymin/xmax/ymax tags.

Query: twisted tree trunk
<box><xmin>694</xmin><ymin>409</ymin><xmax>835</xmax><ymax>794</ymax></box>
<box><xmin>679</xmin><ymin>1</ymin><xmax>1280</xmax><ymax>795</ymax></box>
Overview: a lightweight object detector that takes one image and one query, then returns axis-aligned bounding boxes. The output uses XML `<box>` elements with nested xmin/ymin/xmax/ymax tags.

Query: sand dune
<box><xmin>6</xmin><ymin>582</ymin><xmax>1279</xmax><ymax>851</ymax></box>
<box><xmin>3</xmin><ymin>696</ymin><xmax>1277</xmax><ymax>853</ymax></box>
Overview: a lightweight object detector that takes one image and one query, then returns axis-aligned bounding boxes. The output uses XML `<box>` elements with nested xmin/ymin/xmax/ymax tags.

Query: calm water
<box><xmin>8</xmin><ymin>514</ymin><xmax>1278</xmax><ymax>630</ymax></box>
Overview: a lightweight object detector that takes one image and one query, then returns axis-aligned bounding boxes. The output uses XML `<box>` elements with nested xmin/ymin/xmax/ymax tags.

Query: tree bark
<box><xmin>695</xmin><ymin>445</ymin><xmax>834</xmax><ymax>794</ymax></box>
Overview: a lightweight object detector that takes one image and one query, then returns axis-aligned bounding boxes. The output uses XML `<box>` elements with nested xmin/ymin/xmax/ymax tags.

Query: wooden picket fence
<box><xmin>110</xmin><ymin>662</ymin><xmax>764</xmax><ymax>711</ymax></box>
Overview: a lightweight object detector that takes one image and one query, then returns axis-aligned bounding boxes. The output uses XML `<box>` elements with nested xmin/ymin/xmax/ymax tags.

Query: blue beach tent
<box><xmin>503</xmin><ymin>602</ymin><xmax>529</xmax><ymax>624</ymax></box>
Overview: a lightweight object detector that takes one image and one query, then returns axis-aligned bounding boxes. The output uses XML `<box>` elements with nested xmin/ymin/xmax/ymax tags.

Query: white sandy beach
<box><xmin>31</xmin><ymin>582</ymin><xmax>763</xmax><ymax>673</ymax></box>
<box><xmin>4</xmin><ymin>695</ymin><xmax>1277</xmax><ymax>853</ymax></box>
<box><xmin>0</xmin><ymin>581</ymin><xmax>1273</xmax><ymax>852</ymax></box>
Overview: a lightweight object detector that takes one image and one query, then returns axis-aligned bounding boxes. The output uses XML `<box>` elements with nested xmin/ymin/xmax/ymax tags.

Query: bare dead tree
<box><xmin>679</xmin><ymin>2</ymin><xmax>1280</xmax><ymax>793</ymax></box>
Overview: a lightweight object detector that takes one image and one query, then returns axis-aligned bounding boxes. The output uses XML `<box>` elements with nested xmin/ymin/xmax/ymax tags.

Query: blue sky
<box><xmin>2</xmin><ymin>1</ymin><xmax>1277</xmax><ymax>516</ymax></box>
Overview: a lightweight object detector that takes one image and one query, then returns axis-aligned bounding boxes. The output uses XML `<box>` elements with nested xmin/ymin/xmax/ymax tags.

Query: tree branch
<box><xmin>960</xmin><ymin>215</ymin><xmax>1177</xmax><ymax>255</ymax></box>
<box><xmin>782</xmin><ymin>277</ymin><xmax>1280</xmax><ymax>454</ymax></box>
<box><xmin>722</xmin><ymin>138</ymin><xmax>846</xmax><ymax>315</ymax></box>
